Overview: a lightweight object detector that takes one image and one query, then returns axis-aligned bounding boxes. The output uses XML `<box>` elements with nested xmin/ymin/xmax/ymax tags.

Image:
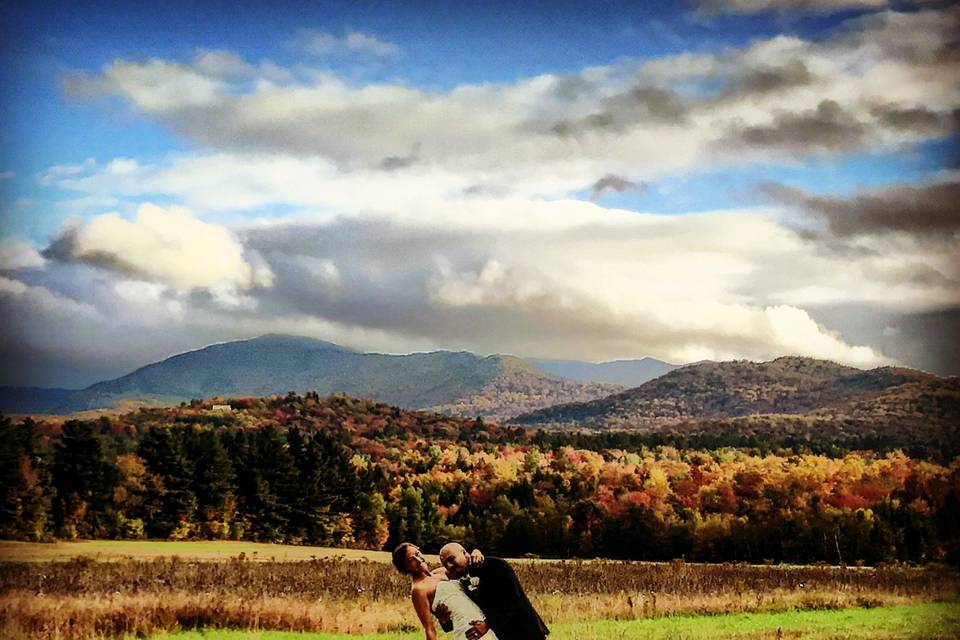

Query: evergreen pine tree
<box><xmin>0</xmin><ymin>417</ymin><xmax>53</xmax><ymax>540</ymax></box>
<box><xmin>243</xmin><ymin>424</ymin><xmax>297</xmax><ymax>541</ymax></box>
<box><xmin>288</xmin><ymin>427</ymin><xmax>359</xmax><ymax>545</ymax></box>
<box><xmin>189</xmin><ymin>428</ymin><xmax>237</xmax><ymax>539</ymax></box>
<box><xmin>52</xmin><ymin>420</ymin><xmax>118</xmax><ymax>538</ymax></box>
<box><xmin>138</xmin><ymin>426</ymin><xmax>196</xmax><ymax>538</ymax></box>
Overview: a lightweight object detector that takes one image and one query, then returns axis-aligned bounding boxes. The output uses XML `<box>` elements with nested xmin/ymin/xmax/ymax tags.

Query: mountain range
<box><xmin>0</xmin><ymin>334</ymin><xmax>631</xmax><ymax>420</ymax></box>
<box><xmin>5</xmin><ymin>336</ymin><xmax>956</xmax><ymax>444</ymax></box>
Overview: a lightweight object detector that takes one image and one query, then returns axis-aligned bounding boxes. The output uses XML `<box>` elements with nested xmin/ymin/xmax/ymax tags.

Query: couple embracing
<box><xmin>393</xmin><ymin>541</ymin><xmax>549</xmax><ymax>640</ymax></box>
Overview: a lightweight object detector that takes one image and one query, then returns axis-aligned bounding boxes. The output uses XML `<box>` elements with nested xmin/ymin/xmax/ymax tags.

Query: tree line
<box><xmin>1</xmin><ymin>392</ymin><xmax>958</xmax><ymax>565</ymax></box>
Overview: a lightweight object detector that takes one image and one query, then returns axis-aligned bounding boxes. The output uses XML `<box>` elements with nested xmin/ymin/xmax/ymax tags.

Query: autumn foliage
<box><xmin>2</xmin><ymin>392</ymin><xmax>959</xmax><ymax>565</ymax></box>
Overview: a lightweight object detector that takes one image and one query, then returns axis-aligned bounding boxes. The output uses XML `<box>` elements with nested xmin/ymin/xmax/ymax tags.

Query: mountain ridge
<box><xmin>0</xmin><ymin>334</ymin><xmax>621</xmax><ymax>420</ymax></box>
<box><xmin>510</xmin><ymin>355</ymin><xmax>959</xmax><ymax>432</ymax></box>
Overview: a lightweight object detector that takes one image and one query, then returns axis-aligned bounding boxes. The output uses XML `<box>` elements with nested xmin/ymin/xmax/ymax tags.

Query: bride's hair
<box><xmin>392</xmin><ymin>542</ymin><xmax>415</xmax><ymax>574</ymax></box>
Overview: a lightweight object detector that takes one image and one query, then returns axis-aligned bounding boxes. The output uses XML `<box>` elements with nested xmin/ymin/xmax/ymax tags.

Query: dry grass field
<box><xmin>1</xmin><ymin>542</ymin><xmax>958</xmax><ymax>639</ymax></box>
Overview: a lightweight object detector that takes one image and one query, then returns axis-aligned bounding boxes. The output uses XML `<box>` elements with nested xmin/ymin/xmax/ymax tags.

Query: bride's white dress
<box><xmin>432</xmin><ymin>579</ymin><xmax>499</xmax><ymax>640</ymax></box>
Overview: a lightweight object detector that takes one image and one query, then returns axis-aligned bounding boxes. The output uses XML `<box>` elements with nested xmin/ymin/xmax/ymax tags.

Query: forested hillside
<box><xmin>2</xmin><ymin>392</ymin><xmax>958</xmax><ymax>565</ymax></box>
<box><xmin>512</xmin><ymin>357</ymin><xmax>960</xmax><ymax>435</ymax></box>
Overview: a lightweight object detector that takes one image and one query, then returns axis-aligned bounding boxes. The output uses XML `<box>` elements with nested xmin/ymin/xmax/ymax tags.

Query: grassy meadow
<box><xmin>1</xmin><ymin>541</ymin><xmax>959</xmax><ymax>639</ymax></box>
<box><xmin>153</xmin><ymin>602</ymin><xmax>960</xmax><ymax>639</ymax></box>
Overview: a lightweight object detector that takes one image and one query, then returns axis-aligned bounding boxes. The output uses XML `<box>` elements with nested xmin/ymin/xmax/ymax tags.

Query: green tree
<box><xmin>353</xmin><ymin>491</ymin><xmax>390</xmax><ymax>549</ymax></box>
<box><xmin>0</xmin><ymin>417</ymin><xmax>53</xmax><ymax>540</ymax></box>
<box><xmin>240</xmin><ymin>425</ymin><xmax>298</xmax><ymax>542</ymax></box>
<box><xmin>386</xmin><ymin>486</ymin><xmax>441</xmax><ymax>548</ymax></box>
<box><xmin>138</xmin><ymin>426</ymin><xmax>196</xmax><ymax>538</ymax></box>
<box><xmin>53</xmin><ymin>420</ymin><xmax>118</xmax><ymax>538</ymax></box>
<box><xmin>189</xmin><ymin>428</ymin><xmax>237</xmax><ymax>539</ymax></box>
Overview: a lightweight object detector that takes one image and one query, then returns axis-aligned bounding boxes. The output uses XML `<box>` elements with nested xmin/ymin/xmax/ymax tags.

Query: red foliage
<box><xmin>853</xmin><ymin>482</ymin><xmax>891</xmax><ymax>503</ymax></box>
<box><xmin>469</xmin><ymin>485</ymin><xmax>492</xmax><ymax>507</ymax></box>
<box><xmin>824</xmin><ymin>492</ymin><xmax>873</xmax><ymax>510</ymax></box>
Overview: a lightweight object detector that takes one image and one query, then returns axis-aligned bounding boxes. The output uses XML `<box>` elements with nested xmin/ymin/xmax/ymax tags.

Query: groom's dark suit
<box><xmin>451</xmin><ymin>556</ymin><xmax>549</xmax><ymax>640</ymax></box>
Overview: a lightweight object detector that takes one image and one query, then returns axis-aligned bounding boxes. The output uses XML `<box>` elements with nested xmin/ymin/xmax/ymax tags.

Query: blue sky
<box><xmin>1</xmin><ymin>0</ymin><xmax>957</xmax><ymax>386</ymax></box>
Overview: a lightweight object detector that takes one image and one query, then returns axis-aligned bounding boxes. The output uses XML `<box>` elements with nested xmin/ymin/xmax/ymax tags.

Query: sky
<box><xmin>0</xmin><ymin>0</ymin><xmax>958</xmax><ymax>388</ymax></box>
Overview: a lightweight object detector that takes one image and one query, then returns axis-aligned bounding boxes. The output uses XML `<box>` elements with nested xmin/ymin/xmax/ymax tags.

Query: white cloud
<box><xmin>101</xmin><ymin>59</ymin><xmax>228</xmax><ymax>111</ymax></box>
<box><xmin>0</xmin><ymin>238</ymin><xmax>46</xmax><ymax>270</ymax></box>
<box><xmin>62</xmin><ymin>8</ymin><xmax>958</xmax><ymax>191</ymax></box>
<box><xmin>9</xmin><ymin>196</ymin><xmax>912</xmax><ymax>383</ymax></box>
<box><xmin>0</xmin><ymin>275</ymin><xmax>100</xmax><ymax>319</ymax></box>
<box><xmin>292</xmin><ymin>30</ymin><xmax>401</xmax><ymax>57</ymax></box>
<box><xmin>48</xmin><ymin>203</ymin><xmax>274</xmax><ymax>293</ymax></box>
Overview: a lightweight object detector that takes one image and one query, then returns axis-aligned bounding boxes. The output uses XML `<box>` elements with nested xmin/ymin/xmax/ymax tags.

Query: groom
<box><xmin>437</xmin><ymin>542</ymin><xmax>549</xmax><ymax>640</ymax></box>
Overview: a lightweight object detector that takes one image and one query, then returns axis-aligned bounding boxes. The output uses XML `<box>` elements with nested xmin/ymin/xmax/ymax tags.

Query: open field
<box><xmin>0</xmin><ymin>540</ymin><xmax>394</xmax><ymax>563</ymax></box>
<box><xmin>1</xmin><ymin>545</ymin><xmax>958</xmax><ymax>639</ymax></box>
<box><xmin>152</xmin><ymin>602</ymin><xmax>960</xmax><ymax>640</ymax></box>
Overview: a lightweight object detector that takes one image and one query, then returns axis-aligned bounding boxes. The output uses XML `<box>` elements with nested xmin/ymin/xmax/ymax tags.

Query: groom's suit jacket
<box><xmin>459</xmin><ymin>556</ymin><xmax>549</xmax><ymax>640</ymax></box>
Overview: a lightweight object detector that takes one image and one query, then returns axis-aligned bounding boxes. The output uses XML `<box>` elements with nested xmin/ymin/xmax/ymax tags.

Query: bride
<box><xmin>392</xmin><ymin>542</ymin><xmax>498</xmax><ymax>640</ymax></box>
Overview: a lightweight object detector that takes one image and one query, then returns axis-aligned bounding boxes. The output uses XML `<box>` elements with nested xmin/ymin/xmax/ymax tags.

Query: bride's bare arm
<box><xmin>412</xmin><ymin>586</ymin><xmax>438</xmax><ymax>640</ymax></box>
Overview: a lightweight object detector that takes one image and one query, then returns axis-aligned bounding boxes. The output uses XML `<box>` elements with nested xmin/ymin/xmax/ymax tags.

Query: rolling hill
<box><xmin>510</xmin><ymin>356</ymin><xmax>960</xmax><ymax>434</ymax></box>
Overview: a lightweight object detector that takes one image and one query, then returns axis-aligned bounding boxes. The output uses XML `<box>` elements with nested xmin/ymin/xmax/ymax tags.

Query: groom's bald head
<box><xmin>439</xmin><ymin>542</ymin><xmax>469</xmax><ymax>578</ymax></box>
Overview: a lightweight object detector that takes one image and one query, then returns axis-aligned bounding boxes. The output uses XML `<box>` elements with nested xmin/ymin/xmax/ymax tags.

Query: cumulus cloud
<box><xmin>7</xmin><ymin>186</ymin><xmax>935</xmax><ymax>386</ymax></box>
<box><xmin>43</xmin><ymin>203</ymin><xmax>273</xmax><ymax>293</ymax></box>
<box><xmin>35</xmin><ymin>144</ymin><xmax>958</xmax><ymax>362</ymax></box>
<box><xmin>228</xmin><ymin>204</ymin><xmax>899</xmax><ymax>369</ymax></box>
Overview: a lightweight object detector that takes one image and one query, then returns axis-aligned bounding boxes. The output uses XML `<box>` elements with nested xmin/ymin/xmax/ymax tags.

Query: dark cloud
<box><xmin>42</xmin><ymin>227</ymin><xmax>148</xmax><ymax>279</ymax></box>
<box><xmin>551</xmin><ymin>75</ymin><xmax>596</xmax><ymax>101</ymax></box>
<box><xmin>695</xmin><ymin>0</ymin><xmax>890</xmax><ymax>16</ymax></box>
<box><xmin>863</xmin><ymin>261</ymin><xmax>958</xmax><ymax>288</ymax></box>
<box><xmin>462</xmin><ymin>184</ymin><xmax>511</xmax><ymax>197</ymax></box>
<box><xmin>378</xmin><ymin>154</ymin><xmax>418</xmax><ymax>171</ymax></box>
<box><xmin>590</xmin><ymin>174</ymin><xmax>644</xmax><ymax>199</ymax></box>
<box><xmin>550</xmin><ymin>85</ymin><xmax>689</xmax><ymax>136</ymax></box>
<box><xmin>724</xmin><ymin>100</ymin><xmax>867</xmax><ymax>153</ymax></box>
<box><xmin>763</xmin><ymin>180</ymin><xmax>960</xmax><ymax>237</ymax></box>
<box><xmin>378</xmin><ymin>143</ymin><xmax>421</xmax><ymax>171</ymax></box>
<box><xmin>724</xmin><ymin>60</ymin><xmax>814</xmax><ymax>97</ymax></box>
<box><xmin>810</xmin><ymin>303</ymin><xmax>960</xmax><ymax>377</ymax></box>
<box><xmin>869</xmin><ymin>104</ymin><xmax>953</xmax><ymax>133</ymax></box>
